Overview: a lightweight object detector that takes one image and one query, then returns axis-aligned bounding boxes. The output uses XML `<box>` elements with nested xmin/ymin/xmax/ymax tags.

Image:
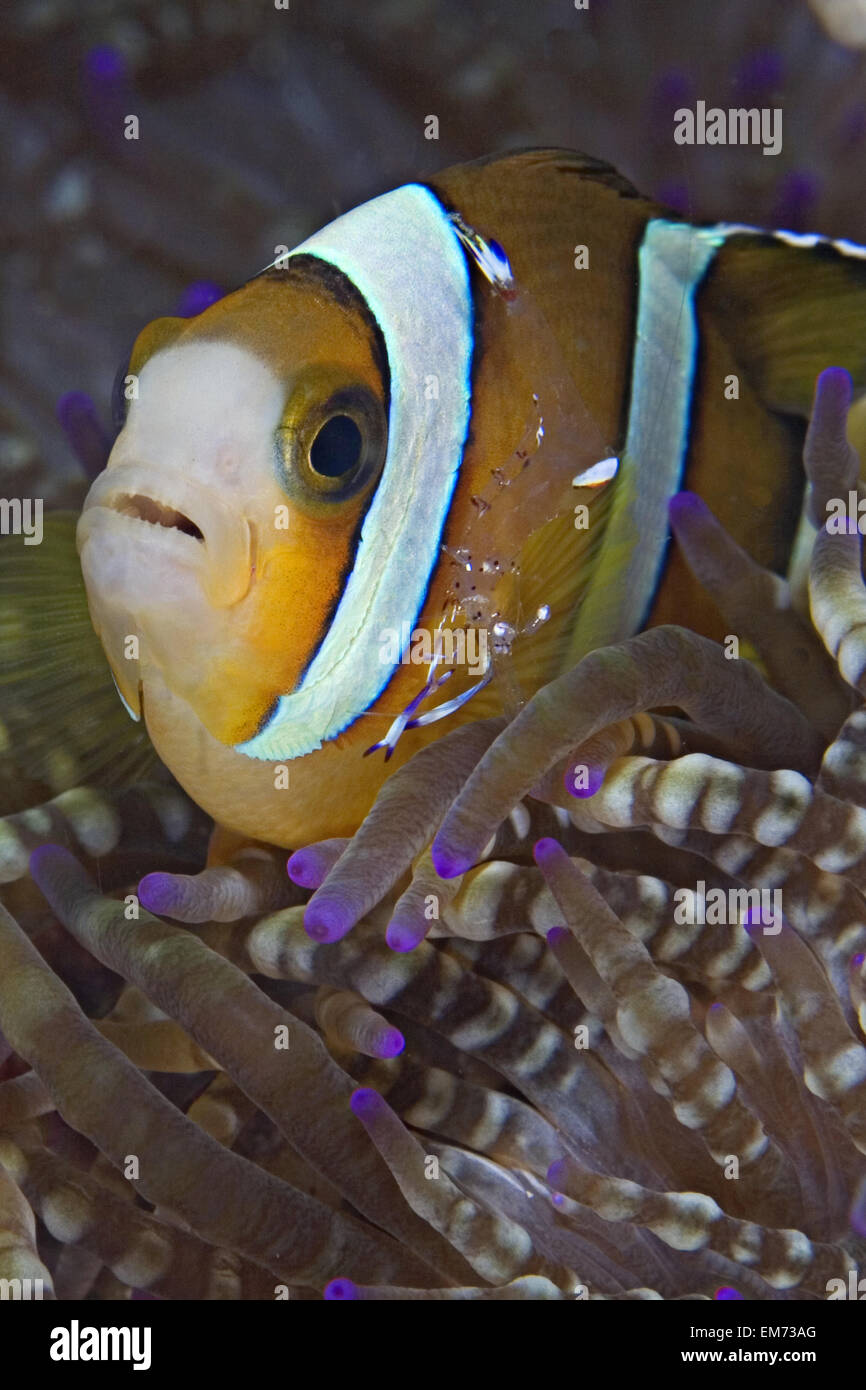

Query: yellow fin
<box><xmin>702</xmin><ymin>234</ymin><xmax>866</xmax><ymax>415</ymax></box>
<box><xmin>461</xmin><ymin>487</ymin><xmax>614</xmax><ymax>723</ymax></box>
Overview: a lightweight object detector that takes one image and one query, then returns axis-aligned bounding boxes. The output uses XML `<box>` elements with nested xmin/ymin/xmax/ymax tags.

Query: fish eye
<box><xmin>276</xmin><ymin>377</ymin><xmax>388</xmax><ymax>508</ymax></box>
<box><xmin>309</xmin><ymin>414</ymin><xmax>364</xmax><ymax>478</ymax></box>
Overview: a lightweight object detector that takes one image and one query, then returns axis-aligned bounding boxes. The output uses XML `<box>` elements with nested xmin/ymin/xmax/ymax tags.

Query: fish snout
<box><xmin>78</xmin><ymin>467</ymin><xmax>253</xmax><ymax>609</ymax></box>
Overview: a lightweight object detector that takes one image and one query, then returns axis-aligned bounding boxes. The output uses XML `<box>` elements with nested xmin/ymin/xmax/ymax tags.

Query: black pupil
<box><xmin>310</xmin><ymin>414</ymin><xmax>363</xmax><ymax>478</ymax></box>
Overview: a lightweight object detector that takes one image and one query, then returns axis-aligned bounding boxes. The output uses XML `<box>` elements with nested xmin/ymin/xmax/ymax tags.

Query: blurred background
<box><xmin>2</xmin><ymin>0</ymin><xmax>866</xmax><ymax>510</ymax></box>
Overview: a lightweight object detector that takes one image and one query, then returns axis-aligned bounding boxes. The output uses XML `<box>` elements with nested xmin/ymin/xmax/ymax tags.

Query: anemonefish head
<box><xmin>79</xmin><ymin>256</ymin><xmax>393</xmax><ymax>749</ymax></box>
<box><xmin>77</xmin><ymin>186</ymin><xmax>501</xmax><ymax>843</ymax></box>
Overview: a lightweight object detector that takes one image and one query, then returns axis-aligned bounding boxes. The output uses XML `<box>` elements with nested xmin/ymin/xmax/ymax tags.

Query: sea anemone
<box><xmin>1</xmin><ymin>366</ymin><xmax>864</xmax><ymax>1301</ymax></box>
<box><xmin>4</xmin><ymin>0</ymin><xmax>866</xmax><ymax>1307</ymax></box>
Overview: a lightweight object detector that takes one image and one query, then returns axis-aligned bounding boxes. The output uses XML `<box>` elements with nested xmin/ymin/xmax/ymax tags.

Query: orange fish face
<box><xmin>78</xmin><ymin>265</ymin><xmax>390</xmax><ymax>749</ymax></box>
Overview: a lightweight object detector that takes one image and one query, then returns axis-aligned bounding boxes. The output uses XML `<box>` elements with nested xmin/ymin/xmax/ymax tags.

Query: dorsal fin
<box><xmin>700</xmin><ymin>232</ymin><xmax>866</xmax><ymax>416</ymax></box>
<box><xmin>452</xmin><ymin>146</ymin><xmax>645</xmax><ymax>202</ymax></box>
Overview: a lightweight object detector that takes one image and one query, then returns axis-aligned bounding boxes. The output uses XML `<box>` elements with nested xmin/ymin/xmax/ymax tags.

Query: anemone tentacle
<box><xmin>2</xmin><ymin>368</ymin><xmax>866</xmax><ymax>1298</ymax></box>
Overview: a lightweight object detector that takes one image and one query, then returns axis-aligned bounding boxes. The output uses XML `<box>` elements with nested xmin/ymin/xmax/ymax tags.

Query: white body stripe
<box><xmin>572</xmin><ymin>215</ymin><xmax>866</xmax><ymax>657</ymax></box>
<box><xmin>239</xmin><ymin>184</ymin><xmax>473</xmax><ymax>760</ymax></box>
<box><xmin>571</xmin><ymin>219</ymin><xmax>724</xmax><ymax>655</ymax></box>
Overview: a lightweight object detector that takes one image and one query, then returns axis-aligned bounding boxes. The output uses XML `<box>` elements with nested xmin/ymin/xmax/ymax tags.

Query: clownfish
<box><xmin>11</xmin><ymin>149</ymin><xmax>866</xmax><ymax>847</ymax></box>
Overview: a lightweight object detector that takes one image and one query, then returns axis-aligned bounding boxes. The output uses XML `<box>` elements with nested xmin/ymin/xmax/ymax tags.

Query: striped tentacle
<box><xmin>0</xmin><ymin>898</ymin><xmax>435</xmax><ymax>1289</ymax></box>
<box><xmin>0</xmin><ymin>782</ymin><xmax>200</xmax><ymax>885</ymax></box>
<box><xmin>0</xmin><ymin>1139</ymin><xmax>281</xmax><ymax>1300</ymax></box>
<box><xmin>548</xmin><ymin>1154</ymin><xmax>852</xmax><ymax>1297</ymax></box>
<box><xmin>27</xmin><ymin>846</ymin><xmax>478</xmax><ymax>1288</ymax></box>
<box><xmin>0</xmin><ymin>1145</ymin><xmax>54</xmax><ymax>1297</ymax></box>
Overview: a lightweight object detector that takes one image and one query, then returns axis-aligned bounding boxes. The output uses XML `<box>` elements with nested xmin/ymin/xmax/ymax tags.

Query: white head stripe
<box><xmin>238</xmin><ymin>183</ymin><xmax>473</xmax><ymax>760</ymax></box>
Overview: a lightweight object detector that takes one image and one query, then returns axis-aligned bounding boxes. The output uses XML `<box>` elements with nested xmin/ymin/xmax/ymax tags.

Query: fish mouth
<box><xmin>78</xmin><ymin>464</ymin><xmax>253</xmax><ymax>608</ymax></box>
<box><xmin>111</xmin><ymin>492</ymin><xmax>205</xmax><ymax>543</ymax></box>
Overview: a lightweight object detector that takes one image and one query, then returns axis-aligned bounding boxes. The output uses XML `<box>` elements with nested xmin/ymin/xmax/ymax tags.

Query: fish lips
<box><xmin>77</xmin><ymin>465</ymin><xmax>253</xmax><ymax>610</ymax></box>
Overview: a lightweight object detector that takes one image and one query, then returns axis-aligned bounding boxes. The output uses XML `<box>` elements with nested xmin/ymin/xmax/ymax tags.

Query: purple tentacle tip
<box><xmin>57</xmin><ymin>390</ymin><xmax>97</xmax><ymax>427</ymax></box>
<box><xmin>286</xmin><ymin>850</ymin><xmax>322</xmax><ymax>889</ymax></box>
<box><xmin>741</xmin><ymin>904</ymin><xmax>762</xmax><ymax>931</ymax></box>
<box><xmin>303</xmin><ymin>900</ymin><xmax>352</xmax><ymax>943</ymax></box>
<box><xmin>84</xmin><ymin>45</ymin><xmax>126</xmax><ymax>82</ymax></box>
<box><xmin>566</xmin><ymin>762</ymin><xmax>603</xmax><ymax>798</ymax></box>
<box><xmin>714</xmin><ymin>1286</ymin><xmax>743</xmax><ymax>1301</ymax></box>
<box><xmin>652</xmin><ymin>68</ymin><xmax>693</xmax><ymax>111</ymax></box>
<box><xmin>533</xmin><ymin>837</ymin><xmax>561</xmax><ymax>867</ymax></box>
<box><xmin>350</xmin><ymin>1087</ymin><xmax>383</xmax><ymax>1118</ymax></box>
<box><xmin>385</xmin><ymin>917</ymin><xmax>426</xmax><ymax>954</ymax></box>
<box><xmin>324</xmin><ymin>1278</ymin><xmax>357</xmax><ymax>1301</ymax></box>
<box><xmin>742</xmin><ymin>907</ymin><xmax>781</xmax><ymax>937</ymax></box>
<box><xmin>546</xmin><ymin>1158</ymin><xmax>566</xmax><ymax>1187</ymax></box>
<box><xmin>56</xmin><ymin>392</ymin><xmax>112</xmax><ymax>478</ymax></box>
<box><xmin>668</xmin><ymin>490</ymin><xmax>709</xmax><ymax>525</ymax></box>
<box><xmin>655</xmin><ymin>180</ymin><xmax>690</xmax><ymax>215</ymax></box>
<box><xmin>818</xmin><ymin>365</ymin><xmax>853</xmax><ymax>400</ymax></box>
<box><xmin>138</xmin><ymin>872</ymin><xmax>174</xmax><ymax>915</ymax></box>
<box><xmin>378</xmin><ymin>1028</ymin><xmax>405</xmax><ymax>1059</ymax></box>
<box><xmin>546</xmin><ymin>926</ymin><xmax>568</xmax><ymax>948</ymax></box>
<box><xmin>175</xmin><ymin>281</ymin><xmax>224</xmax><ymax>318</ymax></box>
<box><xmin>430</xmin><ymin>842</ymin><xmax>468</xmax><ymax>879</ymax></box>
<box><xmin>853</xmin><ymin>952</ymin><xmax>865</xmax><ymax>968</ymax></box>
<box><xmin>28</xmin><ymin>843</ymin><xmax>66</xmax><ymax>878</ymax></box>
<box><xmin>733</xmin><ymin>47</ymin><xmax>782</xmax><ymax>97</ymax></box>
<box><xmin>550</xmin><ymin>1191</ymin><xmax>565</xmax><ymax>1209</ymax></box>
<box><xmin>772</xmin><ymin>169</ymin><xmax>820</xmax><ymax>232</ymax></box>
